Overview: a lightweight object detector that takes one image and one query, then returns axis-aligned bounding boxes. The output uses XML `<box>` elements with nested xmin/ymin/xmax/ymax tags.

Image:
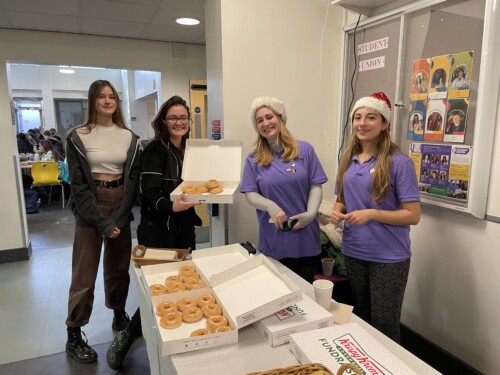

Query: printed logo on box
<box><xmin>319</xmin><ymin>334</ymin><xmax>393</xmax><ymax>375</ymax></box>
<box><xmin>275</xmin><ymin>304</ymin><xmax>308</xmax><ymax>321</ymax></box>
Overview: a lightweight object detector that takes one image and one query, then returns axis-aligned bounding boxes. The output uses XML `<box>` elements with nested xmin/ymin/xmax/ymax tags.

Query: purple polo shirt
<box><xmin>339</xmin><ymin>152</ymin><xmax>420</xmax><ymax>262</ymax></box>
<box><xmin>240</xmin><ymin>140</ymin><xmax>328</xmax><ymax>260</ymax></box>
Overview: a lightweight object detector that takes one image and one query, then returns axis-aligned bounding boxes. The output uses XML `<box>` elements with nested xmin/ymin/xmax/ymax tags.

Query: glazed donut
<box><xmin>177</xmin><ymin>297</ymin><xmax>197</xmax><ymax>311</ymax></box>
<box><xmin>159</xmin><ymin>311</ymin><xmax>182</xmax><ymax>329</ymax></box>
<box><xmin>202</xmin><ymin>303</ymin><xmax>222</xmax><ymax>318</ymax></box>
<box><xmin>180</xmin><ymin>272</ymin><xmax>200</xmax><ymax>282</ymax></box>
<box><xmin>166</xmin><ymin>281</ymin><xmax>186</xmax><ymax>294</ymax></box>
<box><xmin>149</xmin><ymin>284</ymin><xmax>168</xmax><ymax>296</ymax></box>
<box><xmin>179</xmin><ymin>265</ymin><xmax>196</xmax><ymax>275</ymax></box>
<box><xmin>182</xmin><ymin>306</ymin><xmax>203</xmax><ymax>323</ymax></box>
<box><xmin>156</xmin><ymin>301</ymin><xmax>178</xmax><ymax>316</ymax></box>
<box><xmin>206</xmin><ymin>315</ymin><xmax>228</xmax><ymax>332</ymax></box>
<box><xmin>214</xmin><ymin>325</ymin><xmax>232</xmax><ymax>333</ymax></box>
<box><xmin>165</xmin><ymin>275</ymin><xmax>183</xmax><ymax>285</ymax></box>
<box><xmin>196</xmin><ymin>184</ymin><xmax>209</xmax><ymax>194</ymax></box>
<box><xmin>181</xmin><ymin>184</ymin><xmax>196</xmax><ymax>194</ymax></box>
<box><xmin>197</xmin><ymin>294</ymin><xmax>216</xmax><ymax>308</ymax></box>
<box><xmin>190</xmin><ymin>328</ymin><xmax>210</xmax><ymax>337</ymax></box>
<box><xmin>184</xmin><ymin>279</ymin><xmax>205</xmax><ymax>290</ymax></box>
<box><xmin>209</xmin><ymin>185</ymin><xmax>223</xmax><ymax>194</ymax></box>
<box><xmin>205</xmin><ymin>179</ymin><xmax>219</xmax><ymax>189</ymax></box>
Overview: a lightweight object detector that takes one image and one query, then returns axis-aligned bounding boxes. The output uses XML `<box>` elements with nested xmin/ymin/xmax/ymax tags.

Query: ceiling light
<box><xmin>59</xmin><ymin>68</ymin><xmax>75</xmax><ymax>74</ymax></box>
<box><xmin>176</xmin><ymin>17</ymin><xmax>200</xmax><ymax>26</ymax></box>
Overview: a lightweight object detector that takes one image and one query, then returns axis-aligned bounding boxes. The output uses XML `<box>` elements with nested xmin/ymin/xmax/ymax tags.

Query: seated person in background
<box><xmin>39</xmin><ymin>139</ymin><xmax>65</xmax><ymax>162</ymax></box>
<box><xmin>17</xmin><ymin>132</ymin><xmax>36</xmax><ymax>154</ymax></box>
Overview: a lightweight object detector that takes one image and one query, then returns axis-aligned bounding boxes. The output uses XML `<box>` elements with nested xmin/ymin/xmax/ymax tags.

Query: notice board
<box><xmin>339</xmin><ymin>0</ymin><xmax>500</xmax><ymax>220</ymax></box>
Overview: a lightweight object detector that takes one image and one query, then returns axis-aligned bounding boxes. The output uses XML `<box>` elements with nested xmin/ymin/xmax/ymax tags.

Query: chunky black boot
<box><xmin>112</xmin><ymin>309</ymin><xmax>130</xmax><ymax>331</ymax></box>
<box><xmin>106</xmin><ymin>329</ymin><xmax>135</xmax><ymax>370</ymax></box>
<box><xmin>66</xmin><ymin>328</ymin><xmax>98</xmax><ymax>364</ymax></box>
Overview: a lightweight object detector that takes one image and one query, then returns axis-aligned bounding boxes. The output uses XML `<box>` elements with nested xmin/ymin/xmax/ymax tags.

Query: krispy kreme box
<box><xmin>170</xmin><ymin>139</ymin><xmax>243</xmax><ymax>204</ymax></box>
<box><xmin>289</xmin><ymin>322</ymin><xmax>417</xmax><ymax>375</ymax></box>
<box><xmin>253</xmin><ymin>293</ymin><xmax>334</xmax><ymax>347</ymax></box>
<box><xmin>139</xmin><ymin>244</ymin><xmax>302</xmax><ymax>355</ymax></box>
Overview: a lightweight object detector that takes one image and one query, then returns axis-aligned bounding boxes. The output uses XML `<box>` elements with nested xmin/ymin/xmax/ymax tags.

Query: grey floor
<box><xmin>0</xmin><ymin>202</ymin><xmax>208</xmax><ymax>374</ymax></box>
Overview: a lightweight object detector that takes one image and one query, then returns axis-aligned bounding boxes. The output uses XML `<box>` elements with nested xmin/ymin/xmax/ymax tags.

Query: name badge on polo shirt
<box><xmin>370</xmin><ymin>168</ymin><xmax>375</xmax><ymax>174</ymax></box>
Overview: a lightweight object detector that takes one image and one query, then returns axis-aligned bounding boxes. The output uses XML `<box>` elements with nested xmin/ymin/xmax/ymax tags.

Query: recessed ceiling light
<box><xmin>176</xmin><ymin>17</ymin><xmax>200</xmax><ymax>26</ymax></box>
<box><xmin>59</xmin><ymin>68</ymin><xmax>75</xmax><ymax>74</ymax></box>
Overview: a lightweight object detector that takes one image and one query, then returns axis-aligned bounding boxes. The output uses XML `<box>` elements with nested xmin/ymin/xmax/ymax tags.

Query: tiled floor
<box><xmin>0</xmin><ymin>202</ymin><xmax>208</xmax><ymax>372</ymax></box>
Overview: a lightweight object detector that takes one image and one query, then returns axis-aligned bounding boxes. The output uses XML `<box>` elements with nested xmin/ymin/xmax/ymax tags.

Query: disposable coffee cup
<box><xmin>313</xmin><ymin>279</ymin><xmax>334</xmax><ymax>310</ymax></box>
<box><xmin>321</xmin><ymin>258</ymin><xmax>335</xmax><ymax>276</ymax></box>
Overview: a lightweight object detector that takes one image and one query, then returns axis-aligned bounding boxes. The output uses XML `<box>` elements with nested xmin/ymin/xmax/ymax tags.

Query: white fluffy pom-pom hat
<box><xmin>249</xmin><ymin>96</ymin><xmax>288</xmax><ymax>131</ymax></box>
<box><xmin>350</xmin><ymin>92</ymin><xmax>392</xmax><ymax>124</ymax></box>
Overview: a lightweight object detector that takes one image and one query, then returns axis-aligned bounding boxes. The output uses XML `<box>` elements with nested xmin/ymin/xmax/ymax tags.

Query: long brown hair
<box><xmin>40</xmin><ymin>140</ymin><xmax>64</xmax><ymax>162</ymax></box>
<box><xmin>81</xmin><ymin>80</ymin><xmax>127</xmax><ymax>132</ymax></box>
<box><xmin>336</xmin><ymin>115</ymin><xmax>400</xmax><ymax>204</ymax></box>
<box><xmin>150</xmin><ymin>95</ymin><xmax>190</xmax><ymax>154</ymax></box>
<box><xmin>251</xmin><ymin>113</ymin><xmax>299</xmax><ymax>166</ymax></box>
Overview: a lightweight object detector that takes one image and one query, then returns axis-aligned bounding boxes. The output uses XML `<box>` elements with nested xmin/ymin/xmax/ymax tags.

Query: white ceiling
<box><xmin>0</xmin><ymin>0</ymin><xmax>206</xmax><ymax>45</ymax></box>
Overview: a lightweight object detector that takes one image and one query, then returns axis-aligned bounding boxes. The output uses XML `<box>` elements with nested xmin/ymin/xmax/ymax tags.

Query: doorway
<box><xmin>189</xmin><ymin>79</ymin><xmax>210</xmax><ymax>243</ymax></box>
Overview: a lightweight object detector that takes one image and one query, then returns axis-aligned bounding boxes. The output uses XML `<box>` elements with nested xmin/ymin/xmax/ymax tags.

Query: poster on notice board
<box><xmin>410</xmin><ymin>142</ymin><xmax>472</xmax><ymax>202</ymax></box>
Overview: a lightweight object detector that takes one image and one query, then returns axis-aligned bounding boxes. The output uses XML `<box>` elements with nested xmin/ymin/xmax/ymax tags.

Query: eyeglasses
<box><xmin>166</xmin><ymin>116</ymin><xmax>190</xmax><ymax>124</ymax></box>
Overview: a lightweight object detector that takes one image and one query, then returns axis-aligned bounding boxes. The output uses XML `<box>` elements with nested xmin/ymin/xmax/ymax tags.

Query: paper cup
<box><xmin>313</xmin><ymin>279</ymin><xmax>334</xmax><ymax>309</ymax></box>
<box><xmin>321</xmin><ymin>258</ymin><xmax>335</xmax><ymax>276</ymax></box>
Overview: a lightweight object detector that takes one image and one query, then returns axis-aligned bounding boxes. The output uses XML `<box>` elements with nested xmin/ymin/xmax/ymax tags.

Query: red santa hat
<box><xmin>350</xmin><ymin>92</ymin><xmax>392</xmax><ymax>123</ymax></box>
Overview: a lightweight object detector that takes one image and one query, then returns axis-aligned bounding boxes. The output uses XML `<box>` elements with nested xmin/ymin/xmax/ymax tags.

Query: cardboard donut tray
<box><xmin>140</xmin><ymin>243</ymin><xmax>303</xmax><ymax>355</ymax></box>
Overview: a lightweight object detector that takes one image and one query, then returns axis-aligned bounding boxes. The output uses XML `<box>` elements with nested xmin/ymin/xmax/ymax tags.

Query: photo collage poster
<box><xmin>408</xmin><ymin>51</ymin><xmax>473</xmax><ymax>144</ymax></box>
<box><xmin>410</xmin><ymin>142</ymin><xmax>472</xmax><ymax>202</ymax></box>
<box><xmin>407</xmin><ymin>51</ymin><xmax>474</xmax><ymax>202</ymax></box>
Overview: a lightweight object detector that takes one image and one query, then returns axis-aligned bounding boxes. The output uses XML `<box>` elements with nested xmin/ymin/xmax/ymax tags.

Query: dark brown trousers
<box><xmin>66</xmin><ymin>186</ymin><xmax>132</xmax><ymax>328</ymax></box>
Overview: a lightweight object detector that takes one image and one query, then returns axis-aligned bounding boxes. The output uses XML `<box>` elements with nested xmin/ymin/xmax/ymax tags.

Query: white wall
<box><xmin>206</xmin><ymin>1</ymin><xmax>500</xmax><ymax>374</ymax></box>
<box><xmin>0</xmin><ymin>29</ymin><xmax>206</xmax><ymax>256</ymax></box>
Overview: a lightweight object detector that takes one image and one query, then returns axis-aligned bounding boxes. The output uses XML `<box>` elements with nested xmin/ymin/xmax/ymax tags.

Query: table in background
<box><xmin>131</xmin><ymin>258</ymin><xmax>442</xmax><ymax>375</ymax></box>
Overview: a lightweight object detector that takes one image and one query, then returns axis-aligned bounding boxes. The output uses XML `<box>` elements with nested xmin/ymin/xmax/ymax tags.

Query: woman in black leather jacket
<box><xmin>106</xmin><ymin>95</ymin><xmax>200</xmax><ymax>370</ymax></box>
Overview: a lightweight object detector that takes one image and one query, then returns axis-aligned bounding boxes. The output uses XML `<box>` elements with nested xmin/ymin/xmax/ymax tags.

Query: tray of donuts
<box><xmin>169</xmin><ymin>139</ymin><xmax>243</xmax><ymax>204</ymax></box>
<box><xmin>131</xmin><ymin>244</ymin><xmax>189</xmax><ymax>267</ymax></box>
<box><xmin>144</xmin><ymin>263</ymin><xmax>211</xmax><ymax>303</ymax></box>
<box><xmin>151</xmin><ymin>286</ymin><xmax>238</xmax><ymax>355</ymax></box>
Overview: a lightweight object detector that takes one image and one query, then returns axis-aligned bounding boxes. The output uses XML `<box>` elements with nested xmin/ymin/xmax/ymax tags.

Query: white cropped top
<box><xmin>78</xmin><ymin>124</ymin><xmax>132</xmax><ymax>174</ymax></box>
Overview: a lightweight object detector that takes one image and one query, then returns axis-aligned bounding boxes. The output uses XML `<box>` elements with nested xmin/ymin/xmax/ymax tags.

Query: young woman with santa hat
<box><xmin>329</xmin><ymin>92</ymin><xmax>421</xmax><ymax>343</ymax></box>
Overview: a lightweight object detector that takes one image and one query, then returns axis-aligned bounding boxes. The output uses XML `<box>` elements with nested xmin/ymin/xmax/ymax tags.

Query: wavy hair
<box><xmin>150</xmin><ymin>95</ymin><xmax>190</xmax><ymax>154</ymax></box>
<box><xmin>251</xmin><ymin>112</ymin><xmax>299</xmax><ymax>166</ymax></box>
<box><xmin>336</xmin><ymin>115</ymin><xmax>400</xmax><ymax>204</ymax></box>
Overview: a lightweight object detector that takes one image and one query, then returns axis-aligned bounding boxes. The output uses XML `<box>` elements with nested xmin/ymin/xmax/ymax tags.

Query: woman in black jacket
<box><xmin>106</xmin><ymin>95</ymin><xmax>200</xmax><ymax>370</ymax></box>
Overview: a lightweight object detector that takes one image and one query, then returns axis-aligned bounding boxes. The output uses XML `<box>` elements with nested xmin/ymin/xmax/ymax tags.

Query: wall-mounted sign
<box><xmin>357</xmin><ymin>37</ymin><xmax>389</xmax><ymax>56</ymax></box>
<box><xmin>359</xmin><ymin>56</ymin><xmax>385</xmax><ymax>72</ymax></box>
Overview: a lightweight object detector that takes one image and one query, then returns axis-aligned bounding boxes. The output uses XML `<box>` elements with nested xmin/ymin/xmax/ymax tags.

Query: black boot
<box><xmin>112</xmin><ymin>309</ymin><xmax>130</xmax><ymax>331</ymax></box>
<box><xmin>66</xmin><ymin>328</ymin><xmax>98</xmax><ymax>364</ymax></box>
<box><xmin>106</xmin><ymin>329</ymin><xmax>135</xmax><ymax>370</ymax></box>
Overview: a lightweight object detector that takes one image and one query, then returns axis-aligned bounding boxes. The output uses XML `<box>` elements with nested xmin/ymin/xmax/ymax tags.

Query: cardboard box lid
<box><xmin>191</xmin><ymin>243</ymin><xmax>250</xmax><ymax>279</ymax></box>
<box><xmin>182</xmin><ymin>139</ymin><xmax>243</xmax><ymax>182</ymax></box>
<box><xmin>210</xmin><ymin>254</ymin><xmax>303</xmax><ymax>329</ymax></box>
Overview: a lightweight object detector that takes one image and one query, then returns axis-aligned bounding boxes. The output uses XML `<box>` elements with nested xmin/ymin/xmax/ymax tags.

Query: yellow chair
<box><xmin>31</xmin><ymin>161</ymin><xmax>65</xmax><ymax>208</ymax></box>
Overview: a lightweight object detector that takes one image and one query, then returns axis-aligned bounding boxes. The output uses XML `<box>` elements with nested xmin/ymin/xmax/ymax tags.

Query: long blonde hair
<box><xmin>337</xmin><ymin>117</ymin><xmax>400</xmax><ymax>204</ymax></box>
<box><xmin>251</xmin><ymin>117</ymin><xmax>299</xmax><ymax>166</ymax></box>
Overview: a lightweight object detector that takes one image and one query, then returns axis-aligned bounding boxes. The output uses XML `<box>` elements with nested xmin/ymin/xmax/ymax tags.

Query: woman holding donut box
<box><xmin>106</xmin><ymin>96</ymin><xmax>201</xmax><ymax>370</ymax></box>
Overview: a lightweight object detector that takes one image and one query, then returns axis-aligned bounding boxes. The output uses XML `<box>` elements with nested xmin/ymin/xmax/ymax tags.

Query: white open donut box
<box><xmin>169</xmin><ymin>139</ymin><xmax>243</xmax><ymax>204</ymax></box>
<box><xmin>139</xmin><ymin>243</ymin><xmax>303</xmax><ymax>355</ymax></box>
